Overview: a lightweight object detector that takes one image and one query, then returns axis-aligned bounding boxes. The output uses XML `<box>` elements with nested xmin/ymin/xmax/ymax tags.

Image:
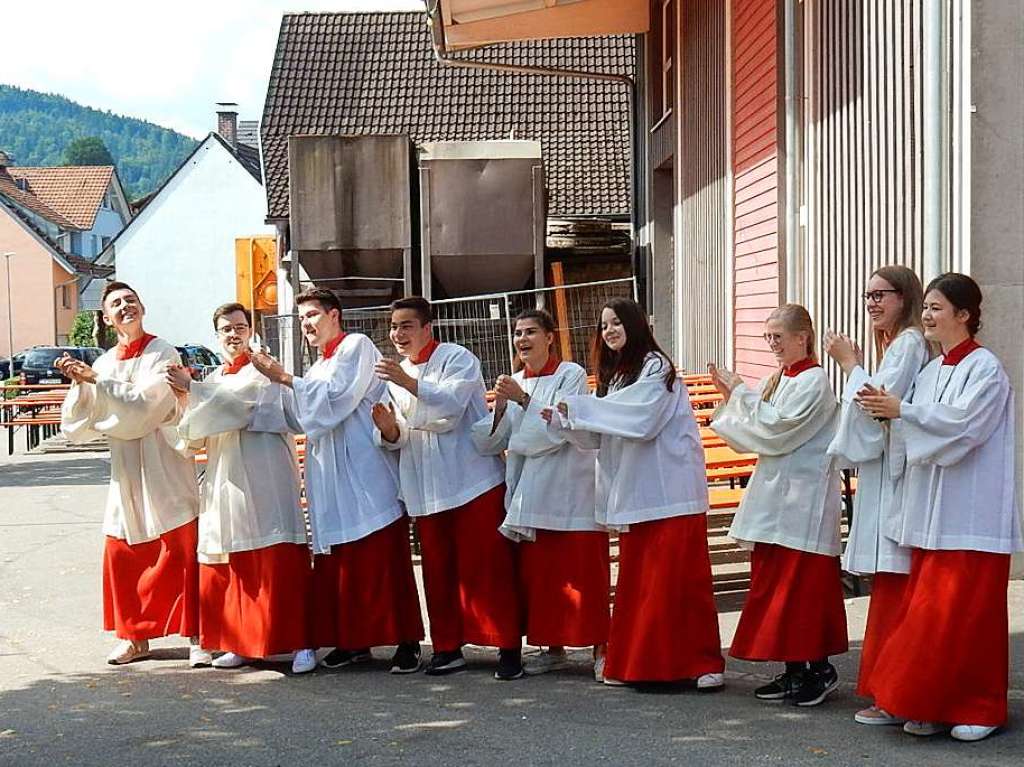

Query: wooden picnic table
<box><xmin>1</xmin><ymin>385</ymin><xmax>69</xmax><ymax>453</ymax></box>
<box><xmin>703</xmin><ymin>445</ymin><xmax>757</xmax><ymax>470</ymax></box>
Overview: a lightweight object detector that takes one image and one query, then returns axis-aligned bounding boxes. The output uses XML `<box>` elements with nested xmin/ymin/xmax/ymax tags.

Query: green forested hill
<box><xmin>0</xmin><ymin>85</ymin><xmax>198</xmax><ymax>200</ymax></box>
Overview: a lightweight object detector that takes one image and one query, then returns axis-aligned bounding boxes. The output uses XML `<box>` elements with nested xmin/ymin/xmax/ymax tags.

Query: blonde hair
<box><xmin>762</xmin><ymin>304</ymin><xmax>818</xmax><ymax>402</ymax></box>
<box><xmin>870</xmin><ymin>265</ymin><xmax>925</xmax><ymax>363</ymax></box>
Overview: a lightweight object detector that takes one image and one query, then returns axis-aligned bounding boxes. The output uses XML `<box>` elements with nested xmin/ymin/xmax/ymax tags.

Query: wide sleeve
<box><xmin>291</xmin><ymin>337</ymin><xmax>377</xmax><ymax>441</ymax></box>
<box><xmin>248</xmin><ymin>379</ymin><xmax>298</xmax><ymax>434</ymax></box>
<box><xmin>828</xmin><ymin>332</ymin><xmax>928</xmax><ymax>464</ymax></box>
<box><xmin>512</xmin><ymin>366</ymin><xmax>591</xmax><ymax>457</ymax></box>
<box><xmin>899</xmin><ymin>357</ymin><xmax>1012</xmax><ymax>467</ymax></box>
<box><xmin>178</xmin><ymin>378</ymin><xmax>258</xmax><ymax>441</ymax></box>
<box><xmin>60</xmin><ymin>380</ymin><xmax>103</xmax><ymax>444</ymax></box>
<box><xmin>711</xmin><ymin>374</ymin><xmax>836</xmax><ymax>456</ymax></box>
<box><xmin>471</xmin><ymin>405</ymin><xmax>515</xmax><ymax>456</ymax></box>
<box><xmin>563</xmin><ymin>356</ymin><xmax>678</xmax><ymax>442</ymax></box>
<box><xmin>408</xmin><ymin>349</ymin><xmax>485</xmax><ymax>432</ymax></box>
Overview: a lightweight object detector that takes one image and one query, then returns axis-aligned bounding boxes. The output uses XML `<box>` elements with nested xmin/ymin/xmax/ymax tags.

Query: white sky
<box><xmin>0</xmin><ymin>0</ymin><xmax>425</xmax><ymax>138</ymax></box>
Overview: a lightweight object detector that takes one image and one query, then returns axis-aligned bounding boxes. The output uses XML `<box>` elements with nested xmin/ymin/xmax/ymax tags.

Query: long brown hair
<box><xmin>511</xmin><ymin>308</ymin><xmax>558</xmax><ymax>373</ymax></box>
<box><xmin>870</xmin><ymin>265</ymin><xmax>924</xmax><ymax>363</ymax></box>
<box><xmin>762</xmin><ymin>304</ymin><xmax>818</xmax><ymax>402</ymax></box>
<box><xmin>590</xmin><ymin>298</ymin><xmax>677</xmax><ymax>396</ymax></box>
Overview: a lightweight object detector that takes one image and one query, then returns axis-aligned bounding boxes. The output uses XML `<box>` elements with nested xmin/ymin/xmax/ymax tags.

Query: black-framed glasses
<box><xmin>216</xmin><ymin>323</ymin><xmax>250</xmax><ymax>336</ymax></box>
<box><xmin>862</xmin><ymin>289</ymin><xmax>901</xmax><ymax>303</ymax></box>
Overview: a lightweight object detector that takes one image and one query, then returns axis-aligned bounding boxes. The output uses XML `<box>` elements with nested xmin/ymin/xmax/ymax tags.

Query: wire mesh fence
<box><xmin>260</xmin><ymin>278</ymin><xmax>637</xmax><ymax>384</ymax></box>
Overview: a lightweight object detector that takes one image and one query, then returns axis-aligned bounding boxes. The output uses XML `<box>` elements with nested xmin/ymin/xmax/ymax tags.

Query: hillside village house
<box><xmin>0</xmin><ymin>152</ymin><xmax>125</xmax><ymax>357</ymax></box>
<box><xmin>95</xmin><ymin>106</ymin><xmax>273</xmax><ymax>352</ymax></box>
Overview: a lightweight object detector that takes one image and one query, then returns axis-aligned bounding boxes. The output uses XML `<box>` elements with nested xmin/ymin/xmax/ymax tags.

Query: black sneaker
<box><xmin>320</xmin><ymin>648</ymin><xmax>372</xmax><ymax>669</ymax></box>
<box><xmin>754</xmin><ymin>671</ymin><xmax>805</xmax><ymax>701</ymax></box>
<box><xmin>390</xmin><ymin>642</ymin><xmax>422</xmax><ymax>674</ymax></box>
<box><xmin>494</xmin><ymin>648</ymin><xmax>524</xmax><ymax>681</ymax></box>
<box><xmin>793</xmin><ymin>663</ymin><xmax>839</xmax><ymax>707</ymax></box>
<box><xmin>424</xmin><ymin>649</ymin><xmax>467</xmax><ymax>676</ymax></box>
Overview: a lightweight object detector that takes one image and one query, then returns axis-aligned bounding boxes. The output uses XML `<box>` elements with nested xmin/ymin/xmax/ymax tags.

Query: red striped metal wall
<box><xmin>731</xmin><ymin>0</ymin><xmax>781</xmax><ymax>382</ymax></box>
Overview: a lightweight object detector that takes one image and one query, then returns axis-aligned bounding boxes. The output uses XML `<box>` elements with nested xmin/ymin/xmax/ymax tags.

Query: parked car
<box><xmin>2</xmin><ymin>350</ymin><xmax>29</xmax><ymax>380</ymax></box>
<box><xmin>175</xmin><ymin>344</ymin><xmax>222</xmax><ymax>381</ymax></box>
<box><xmin>19</xmin><ymin>346</ymin><xmax>104</xmax><ymax>386</ymax></box>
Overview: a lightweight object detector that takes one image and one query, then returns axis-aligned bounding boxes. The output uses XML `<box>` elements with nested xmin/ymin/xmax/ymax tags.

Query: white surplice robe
<box><xmin>827</xmin><ymin>329</ymin><xmax>929</xmax><ymax>574</ymax></box>
<box><xmin>375</xmin><ymin>343</ymin><xmax>505</xmax><ymax>517</ymax></box>
<box><xmin>471</xmin><ymin>361</ymin><xmax>599</xmax><ymax>541</ymax></box>
<box><xmin>549</xmin><ymin>353</ymin><xmax>709</xmax><ymax>529</ymax></box>
<box><xmin>176</xmin><ymin>363</ymin><xmax>307</xmax><ymax>564</ymax></box>
<box><xmin>712</xmin><ymin>366</ymin><xmax>842</xmax><ymax>556</ymax></box>
<box><xmin>285</xmin><ymin>333</ymin><xmax>404</xmax><ymax>554</ymax></box>
<box><xmin>889</xmin><ymin>348</ymin><xmax>1023</xmax><ymax>553</ymax></box>
<box><xmin>60</xmin><ymin>337</ymin><xmax>199</xmax><ymax>544</ymax></box>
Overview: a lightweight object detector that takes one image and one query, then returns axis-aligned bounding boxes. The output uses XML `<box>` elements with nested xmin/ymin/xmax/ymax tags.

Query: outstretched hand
<box><xmin>166</xmin><ymin>363</ymin><xmax>192</xmax><ymax>393</ymax></box>
<box><xmin>823</xmin><ymin>330</ymin><xmax>863</xmax><ymax>374</ymax></box>
<box><xmin>855</xmin><ymin>383</ymin><xmax>900</xmax><ymax>420</ymax></box>
<box><xmin>251</xmin><ymin>351</ymin><xmax>291</xmax><ymax>387</ymax></box>
<box><xmin>55</xmin><ymin>353</ymin><xmax>96</xmax><ymax>384</ymax></box>
<box><xmin>372</xmin><ymin>401</ymin><xmax>400</xmax><ymax>443</ymax></box>
<box><xmin>708</xmin><ymin>363</ymin><xmax>741</xmax><ymax>402</ymax></box>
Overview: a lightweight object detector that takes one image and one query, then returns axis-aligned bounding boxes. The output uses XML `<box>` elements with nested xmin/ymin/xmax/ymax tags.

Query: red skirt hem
<box><xmin>855</xmin><ymin>571</ymin><xmax>909</xmax><ymax>699</ymax></box>
<box><xmin>102</xmin><ymin>519</ymin><xmax>200</xmax><ymax>641</ymax></box>
<box><xmin>520</xmin><ymin>529</ymin><xmax>609</xmax><ymax>647</ymax></box>
<box><xmin>729</xmin><ymin>543</ymin><xmax>848</xmax><ymax>662</ymax></box>
<box><xmin>604</xmin><ymin>514</ymin><xmax>725</xmax><ymax>682</ymax></box>
<box><xmin>200</xmin><ymin>543</ymin><xmax>313</xmax><ymax>657</ymax></box>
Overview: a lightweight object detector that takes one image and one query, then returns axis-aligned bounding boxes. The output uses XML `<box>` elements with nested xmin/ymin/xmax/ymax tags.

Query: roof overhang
<box><xmin>437</xmin><ymin>0</ymin><xmax>649</xmax><ymax>49</ymax></box>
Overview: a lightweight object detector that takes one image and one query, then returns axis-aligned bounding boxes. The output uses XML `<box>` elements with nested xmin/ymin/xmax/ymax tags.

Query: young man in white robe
<box><xmin>371</xmin><ymin>297</ymin><xmax>524</xmax><ymax>680</ymax></box>
<box><xmin>169</xmin><ymin>302</ymin><xmax>315</xmax><ymax>674</ymax></box>
<box><xmin>251</xmin><ymin>288</ymin><xmax>424</xmax><ymax>673</ymax></box>
<box><xmin>58</xmin><ymin>281</ymin><xmax>208</xmax><ymax>667</ymax></box>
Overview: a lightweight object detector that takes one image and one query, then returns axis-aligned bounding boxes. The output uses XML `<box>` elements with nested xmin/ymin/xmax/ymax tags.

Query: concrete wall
<box><xmin>0</xmin><ymin>210</ymin><xmax>63</xmax><ymax>358</ymax></box>
<box><xmin>970</xmin><ymin>2</ymin><xmax>1024</xmax><ymax>576</ymax></box>
<box><xmin>112</xmin><ymin>138</ymin><xmax>273</xmax><ymax>352</ymax></box>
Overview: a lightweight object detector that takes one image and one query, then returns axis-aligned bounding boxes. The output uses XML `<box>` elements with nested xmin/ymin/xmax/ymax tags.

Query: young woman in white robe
<box><xmin>858</xmin><ymin>273</ymin><xmax>1022</xmax><ymax>742</ymax></box>
<box><xmin>710</xmin><ymin>304</ymin><xmax>846</xmax><ymax>707</ymax></box>
<box><xmin>824</xmin><ymin>266</ymin><xmax>929</xmax><ymax>725</ymax></box>
<box><xmin>544</xmin><ymin>298</ymin><xmax>724</xmax><ymax>689</ymax></box>
<box><xmin>170</xmin><ymin>303</ymin><xmax>315</xmax><ymax>675</ymax></box>
<box><xmin>472</xmin><ymin>309</ymin><xmax>608</xmax><ymax>679</ymax></box>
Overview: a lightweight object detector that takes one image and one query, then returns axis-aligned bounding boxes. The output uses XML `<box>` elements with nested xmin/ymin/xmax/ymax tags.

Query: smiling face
<box><xmin>864</xmin><ymin>274</ymin><xmax>904</xmax><ymax>334</ymax></box>
<box><xmin>513</xmin><ymin>318</ymin><xmax>554</xmax><ymax>372</ymax></box>
<box><xmin>389</xmin><ymin>308</ymin><xmax>433</xmax><ymax>359</ymax></box>
<box><xmin>921</xmin><ymin>289</ymin><xmax>971</xmax><ymax>348</ymax></box>
<box><xmin>297</xmin><ymin>300</ymin><xmax>341</xmax><ymax>350</ymax></box>
<box><xmin>102</xmin><ymin>288</ymin><xmax>144</xmax><ymax>335</ymax></box>
<box><xmin>763</xmin><ymin>318</ymin><xmax>810</xmax><ymax>368</ymax></box>
<box><xmin>600</xmin><ymin>307</ymin><xmax>626</xmax><ymax>352</ymax></box>
<box><xmin>215</xmin><ymin>309</ymin><xmax>252</xmax><ymax>360</ymax></box>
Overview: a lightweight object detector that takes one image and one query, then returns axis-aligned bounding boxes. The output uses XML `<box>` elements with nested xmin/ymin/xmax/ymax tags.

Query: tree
<box><xmin>68</xmin><ymin>310</ymin><xmax>114</xmax><ymax>348</ymax></box>
<box><xmin>63</xmin><ymin>136</ymin><xmax>115</xmax><ymax>166</ymax></box>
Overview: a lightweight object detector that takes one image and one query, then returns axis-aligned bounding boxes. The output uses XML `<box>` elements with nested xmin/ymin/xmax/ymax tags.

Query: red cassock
<box><xmin>313</xmin><ymin>516</ymin><xmax>425</xmax><ymax>650</ymax></box>
<box><xmin>855</xmin><ymin>571</ymin><xmax>908</xmax><ymax>699</ymax></box>
<box><xmin>872</xmin><ymin>549</ymin><xmax>1011</xmax><ymax>726</ymax></box>
<box><xmin>103</xmin><ymin>519</ymin><xmax>200</xmax><ymax>641</ymax></box>
<box><xmin>729</xmin><ymin>543</ymin><xmax>848</xmax><ymax>662</ymax></box>
<box><xmin>519</xmin><ymin>529</ymin><xmax>610</xmax><ymax>648</ymax></box>
<box><xmin>416</xmin><ymin>484</ymin><xmax>523</xmax><ymax>652</ymax></box>
<box><xmin>604</xmin><ymin>514</ymin><xmax>725</xmax><ymax>682</ymax></box>
<box><xmin>199</xmin><ymin>543</ymin><xmax>313</xmax><ymax>657</ymax></box>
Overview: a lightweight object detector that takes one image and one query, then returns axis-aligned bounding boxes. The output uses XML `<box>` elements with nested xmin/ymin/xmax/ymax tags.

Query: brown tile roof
<box><xmin>0</xmin><ymin>170</ymin><xmax>78</xmax><ymax>229</ymax></box>
<box><xmin>260</xmin><ymin>11</ymin><xmax>634</xmax><ymax>221</ymax></box>
<box><xmin>7</xmin><ymin>165</ymin><xmax>115</xmax><ymax>229</ymax></box>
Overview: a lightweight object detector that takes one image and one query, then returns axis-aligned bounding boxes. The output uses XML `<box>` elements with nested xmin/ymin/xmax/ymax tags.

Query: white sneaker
<box><xmin>593</xmin><ymin>656</ymin><xmax>606</xmax><ymax>683</ymax></box>
<box><xmin>951</xmin><ymin>724</ymin><xmax>998</xmax><ymax>742</ymax></box>
<box><xmin>697</xmin><ymin>672</ymin><xmax>725</xmax><ymax>691</ymax></box>
<box><xmin>212</xmin><ymin>652</ymin><xmax>251</xmax><ymax>669</ymax></box>
<box><xmin>903</xmin><ymin>720</ymin><xmax>947</xmax><ymax>737</ymax></box>
<box><xmin>107</xmin><ymin>639</ymin><xmax>150</xmax><ymax>665</ymax></box>
<box><xmin>523</xmin><ymin>651</ymin><xmax>570</xmax><ymax>676</ymax></box>
<box><xmin>189</xmin><ymin>646</ymin><xmax>214</xmax><ymax>668</ymax></box>
<box><xmin>291</xmin><ymin>649</ymin><xmax>317</xmax><ymax>674</ymax></box>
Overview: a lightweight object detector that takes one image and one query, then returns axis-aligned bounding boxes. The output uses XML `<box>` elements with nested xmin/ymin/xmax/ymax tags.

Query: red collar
<box><xmin>222</xmin><ymin>352</ymin><xmax>251</xmax><ymax>375</ymax></box>
<box><xmin>411</xmin><ymin>338</ymin><xmax>439</xmax><ymax>365</ymax></box>
<box><xmin>942</xmin><ymin>337</ymin><xmax>981</xmax><ymax>366</ymax></box>
<box><xmin>524</xmin><ymin>355</ymin><xmax>560</xmax><ymax>379</ymax></box>
<box><xmin>322</xmin><ymin>333</ymin><xmax>347</xmax><ymax>360</ymax></box>
<box><xmin>116</xmin><ymin>333</ymin><xmax>156</xmax><ymax>361</ymax></box>
<box><xmin>782</xmin><ymin>357</ymin><xmax>819</xmax><ymax>378</ymax></box>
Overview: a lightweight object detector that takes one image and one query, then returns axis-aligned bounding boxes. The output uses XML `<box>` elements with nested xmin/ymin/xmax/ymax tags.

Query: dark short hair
<box><xmin>101</xmin><ymin>281</ymin><xmax>138</xmax><ymax>305</ymax></box>
<box><xmin>212</xmin><ymin>302</ymin><xmax>252</xmax><ymax>330</ymax></box>
<box><xmin>295</xmin><ymin>287</ymin><xmax>343</xmax><ymax>317</ymax></box>
<box><xmin>390</xmin><ymin>296</ymin><xmax>432</xmax><ymax>325</ymax></box>
<box><xmin>926</xmin><ymin>272</ymin><xmax>983</xmax><ymax>336</ymax></box>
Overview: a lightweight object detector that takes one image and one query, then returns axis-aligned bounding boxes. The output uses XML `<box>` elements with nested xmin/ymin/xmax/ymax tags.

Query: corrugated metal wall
<box><xmin>802</xmin><ymin>1</ymin><xmax>930</xmax><ymax>386</ymax></box>
<box><xmin>676</xmin><ymin>0</ymin><xmax>731</xmax><ymax>373</ymax></box>
<box><xmin>731</xmin><ymin>0</ymin><xmax>781</xmax><ymax>382</ymax></box>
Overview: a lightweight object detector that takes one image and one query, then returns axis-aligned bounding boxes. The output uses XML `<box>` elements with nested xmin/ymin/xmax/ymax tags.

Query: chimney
<box><xmin>0</xmin><ymin>150</ymin><xmax>13</xmax><ymax>170</ymax></box>
<box><xmin>216</xmin><ymin>102</ymin><xmax>239</xmax><ymax>148</ymax></box>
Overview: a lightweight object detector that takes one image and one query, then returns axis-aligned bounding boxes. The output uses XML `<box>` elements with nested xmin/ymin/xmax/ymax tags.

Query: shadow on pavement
<box><xmin>0</xmin><ymin>458</ymin><xmax>109</xmax><ymax>489</ymax></box>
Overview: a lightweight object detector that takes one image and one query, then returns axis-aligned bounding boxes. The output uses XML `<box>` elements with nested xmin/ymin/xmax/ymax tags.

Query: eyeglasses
<box><xmin>216</xmin><ymin>324</ymin><xmax>250</xmax><ymax>336</ymax></box>
<box><xmin>762</xmin><ymin>333</ymin><xmax>785</xmax><ymax>345</ymax></box>
<box><xmin>862</xmin><ymin>289</ymin><xmax>901</xmax><ymax>304</ymax></box>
